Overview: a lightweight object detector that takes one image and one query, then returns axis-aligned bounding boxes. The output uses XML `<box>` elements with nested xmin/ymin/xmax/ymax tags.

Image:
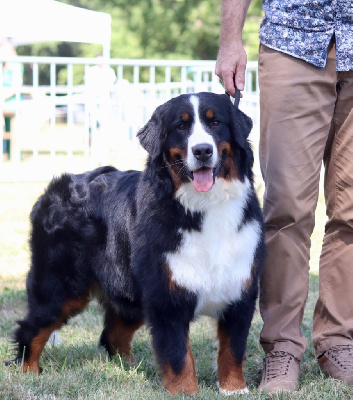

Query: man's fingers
<box><xmin>215</xmin><ymin>49</ymin><xmax>247</xmax><ymax>98</ymax></box>
<box><xmin>215</xmin><ymin>41</ymin><xmax>247</xmax><ymax>97</ymax></box>
<box><xmin>215</xmin><ymin>55</ymin><xmax>236</xmax><ymax>97</ymax></box>
<box><xmin>234</xmin><ymin>62</ymin><xmax>246</xmax><ymax>92</ymax></box>
<box><xmin>223</xmin><ymin>72</ymin><xmax>236</xmax><ymax>97</ymax></box>
<box><xmin>215</xmin><ymin>65</ymin><xmax>246</xmax><ymax>98</ymax></box>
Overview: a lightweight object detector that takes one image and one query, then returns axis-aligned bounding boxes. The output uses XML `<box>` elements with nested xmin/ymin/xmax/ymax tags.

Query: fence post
<box><xmin>50</xmin><ymin>62</ymin><xmax>56</xmax><ymax>161</ymax></box>
<box><xmin>67</xmin><ymin>63</ymin><xmax>74</xmax><ymax>159</ymax></box>
<box><xmin>0</xmin><ymin>62</ymin><xmax>3</xmax><ymax>163</ymax></box>
<box><xmin>32</xmin><ymin>62</ymin><xmax>39</xmax><ymax>160</ymax></box>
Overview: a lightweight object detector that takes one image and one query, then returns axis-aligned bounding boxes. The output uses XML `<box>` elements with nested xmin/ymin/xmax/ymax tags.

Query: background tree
<box><xmin>17</xmin><ymin>0</ymin><xmax>263</xmax><ymax>83</ymax></box>
<box><xmin>18</xmin><ymin>0</ymin><xmax>262</xmax><ymax>59</ymax></box>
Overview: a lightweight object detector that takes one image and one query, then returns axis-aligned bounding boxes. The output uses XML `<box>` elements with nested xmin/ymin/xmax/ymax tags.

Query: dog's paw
<box><xmin>217</xmin><ymin>382</ymin><xmax>249</xmax><ymax>396</ymax></box>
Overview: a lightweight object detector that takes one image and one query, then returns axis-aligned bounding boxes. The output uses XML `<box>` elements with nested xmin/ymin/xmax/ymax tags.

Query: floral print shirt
<box><xmin>259</xmin><ymin>0</ymin><xmax>353</xmax><ymax>71</ymax></box>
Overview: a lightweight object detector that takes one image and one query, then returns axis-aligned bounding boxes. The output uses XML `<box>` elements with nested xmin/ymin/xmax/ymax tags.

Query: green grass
<box><xmin>1</xmin><ymin>182</ymin><xmax>353</xmax><ymax>399</ymax></box>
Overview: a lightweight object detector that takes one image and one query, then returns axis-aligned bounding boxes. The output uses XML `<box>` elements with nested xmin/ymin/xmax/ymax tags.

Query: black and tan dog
<box><xmin>11</xmin><ymin>92</ymin><xmax>264</xmax><ymax>395</ymax></box>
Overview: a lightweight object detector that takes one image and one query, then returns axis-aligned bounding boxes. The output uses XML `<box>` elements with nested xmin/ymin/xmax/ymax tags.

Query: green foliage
<box><xmin>245</xmin><ymin>0</ymin><xmax>263</xmax><ymax>61</ymax></box>
<box><xmin>16</xmin><ymin>0</ymin><xmax>263</xmax><ymax>63</ymax></box>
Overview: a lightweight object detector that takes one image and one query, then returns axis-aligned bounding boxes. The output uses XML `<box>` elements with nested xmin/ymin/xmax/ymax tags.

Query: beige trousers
<box><xmin>258</xmin><ymin>41</ymin><xmax>353</xmax><ymax>360</ymax></box>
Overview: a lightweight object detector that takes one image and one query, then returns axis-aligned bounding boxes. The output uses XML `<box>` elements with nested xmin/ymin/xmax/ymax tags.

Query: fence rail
<box><xmin>1</xmin><ymin>56</ymin><xmax>259</xmax><ymax>181</ymax></box>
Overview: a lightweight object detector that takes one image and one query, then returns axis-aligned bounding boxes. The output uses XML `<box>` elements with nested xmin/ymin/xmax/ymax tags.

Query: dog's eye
<box><xmin>211</xmin><ymin>121</ymin><xmax>220</xmax><ymax>127</ymax></box>
<box><xmin>178</xmin><ymin>124</ymin><xmax>187</xmax><ymax>130</ymax></box>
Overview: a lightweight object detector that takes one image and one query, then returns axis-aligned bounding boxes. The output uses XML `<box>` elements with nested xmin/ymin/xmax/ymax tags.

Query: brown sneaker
<box><xmin>318</xmin><ymin>345</ymin><xmax>353</xmax><ymax>384</ymax></box>
<box><xmin>258</xmin><ymin>351</ymin><xmax>300</xmax><ymax>393</ymax></box>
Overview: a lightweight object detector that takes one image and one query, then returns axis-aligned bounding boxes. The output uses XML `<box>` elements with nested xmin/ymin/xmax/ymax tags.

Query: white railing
<box><xmin>1</xmin><ymin>56</ymin><xmax>259</xmax><ymax>181</ymax></box>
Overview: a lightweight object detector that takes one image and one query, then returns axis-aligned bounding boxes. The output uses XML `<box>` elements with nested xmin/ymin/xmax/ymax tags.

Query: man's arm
<box><xmin>215</xmin><ymin>0</ymin><xmax>252</xmax><ymax>97</ymax></box>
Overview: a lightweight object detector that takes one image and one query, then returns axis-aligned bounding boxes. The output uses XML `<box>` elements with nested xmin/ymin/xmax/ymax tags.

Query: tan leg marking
<box><xmin>23</xmin><ymin>294</ymin><xmax>90</xmax><ymax>373</ymax></box>
<box><xmin>217</xmin><ymin>325</ymin><xmax>247</xmax><ymax>393</ymax></box>
<box><xmin>23</xmin><ymin>326</ymin><xmax>56</xmax><ymax>373</ymax></box>
<box><xmin>162</xmin><ymin>340</ymin><xmax>198</xmax><ymax>395</ymax></box>
<box><xmin>106</xmin><ymin>316</ymin><xmax>143</xmax><ymax>359</ymax></box>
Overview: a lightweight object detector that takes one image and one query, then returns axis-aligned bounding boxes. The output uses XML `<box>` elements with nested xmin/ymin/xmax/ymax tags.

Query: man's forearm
<box><xmin>219</xmin><ymin>0</ymin><xmax>252</xmax><ymax>50</ymax></box>
<box><xmin>215</xmin><ymin>0</ymin><xmax>252</xmax><ymax>96</ymax></box>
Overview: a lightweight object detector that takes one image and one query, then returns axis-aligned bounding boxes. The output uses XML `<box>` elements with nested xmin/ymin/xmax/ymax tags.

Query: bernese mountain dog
<box><xmin>11</xmin><ymin>92</ymin><xmax>264</xmax><ymax>395</ymax></box>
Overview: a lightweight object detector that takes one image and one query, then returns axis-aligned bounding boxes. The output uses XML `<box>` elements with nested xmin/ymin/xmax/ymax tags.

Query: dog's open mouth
<box><xmin>191</xmin><ymin>167</ymin><xmax>214</xmax><ymax>193</ymax></box>
<box><xmin>189</xmin><ymin>152</ymin><xmax>226</xmax><ymax>193</ymax></box>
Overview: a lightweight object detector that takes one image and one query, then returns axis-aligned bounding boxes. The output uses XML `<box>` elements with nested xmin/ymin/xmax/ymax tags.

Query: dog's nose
<box><xmin>192</xmin><ymin>143</ymin><xmax>213</xmax><ymax>162</ymax></box>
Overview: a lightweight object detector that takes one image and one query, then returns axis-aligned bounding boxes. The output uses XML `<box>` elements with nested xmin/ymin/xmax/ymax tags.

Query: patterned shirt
<box><xmin>259</xmin><ymin>0</ymin><xmax>353</xmax><ymax>71</ymax></box>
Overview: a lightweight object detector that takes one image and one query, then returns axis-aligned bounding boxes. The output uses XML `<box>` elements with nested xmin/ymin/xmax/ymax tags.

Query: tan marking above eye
<box><xmin>206</xmin><ymin>109</ymin><xmax>215</xmax><ymax>119</ymax></box>
<box><xmin>181</xmin><ymin>112</ymin><xmax>190</xmax><ymax>122</ymax></box>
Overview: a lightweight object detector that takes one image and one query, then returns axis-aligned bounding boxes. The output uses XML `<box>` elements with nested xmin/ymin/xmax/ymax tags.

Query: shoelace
<box><xmin>327</xmin><ymin>345</ymin><xmax>353</xmax><ymax>370</ymax></box>
<box><xmin>264</xmin><ymin>351</ymin><xmax>294</xmax><ymax>380</ymax></box>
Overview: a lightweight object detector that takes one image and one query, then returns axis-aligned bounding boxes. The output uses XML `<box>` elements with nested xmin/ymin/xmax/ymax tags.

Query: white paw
<box><xmin>217</xmin><ymin>382</ymin><xmax>249</xmax><ymax>396</ymax></box>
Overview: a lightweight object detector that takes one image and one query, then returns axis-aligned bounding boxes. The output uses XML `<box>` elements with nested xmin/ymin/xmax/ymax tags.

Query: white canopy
<box><xmin>0</xmin><ymin>0</ymin><xmax>111</xmax><ymax>57</ymax></box>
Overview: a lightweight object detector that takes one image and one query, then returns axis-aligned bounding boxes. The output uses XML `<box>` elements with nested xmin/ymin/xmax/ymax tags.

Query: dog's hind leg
<box><xmin>15</xmin><ymin>292</ymin><xmax>90</xmax><ymax>373</ymax></box>
<box><xmin>99</xmin><ymin>304</ymin><xmax>143</xmax><ymax>361</ymax></box>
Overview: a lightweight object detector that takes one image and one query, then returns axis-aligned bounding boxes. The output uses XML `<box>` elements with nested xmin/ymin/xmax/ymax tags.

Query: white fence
<box><xmin>1</xmin><ymin>56</ymin><xmax>259</xmax><ymax>181</ymax></box>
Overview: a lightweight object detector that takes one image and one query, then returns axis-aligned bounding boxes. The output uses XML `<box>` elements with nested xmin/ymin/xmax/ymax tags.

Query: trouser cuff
<box><xmin>315</xmin><ymin>338</ymin><xmax>353</xmax><ymax>358</ymax></box>
<box><xmin>261</xmin><ymin>341</ymin><xmax>305</xmax><ymax>361</ymax></box>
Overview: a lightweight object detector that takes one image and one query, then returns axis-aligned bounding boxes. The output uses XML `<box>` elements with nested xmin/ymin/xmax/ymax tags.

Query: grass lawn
<box><xmin>1</xmin><ymin>181</ymin><xmax>353</xmax><ymax>399</ymax></box>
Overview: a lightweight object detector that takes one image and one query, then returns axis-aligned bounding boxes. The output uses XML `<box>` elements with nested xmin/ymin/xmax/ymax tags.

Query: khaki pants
<box><xmin>258</xmin><ymin>41</ymin><xmax>353</xmax><ymax>360</ymax></box>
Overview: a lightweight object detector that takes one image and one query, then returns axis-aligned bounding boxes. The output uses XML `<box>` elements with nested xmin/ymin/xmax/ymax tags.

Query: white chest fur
<box><xmin>166</xmin><ymin>178</ymin><xmax>261</xmax><ymax>318</ymax></box>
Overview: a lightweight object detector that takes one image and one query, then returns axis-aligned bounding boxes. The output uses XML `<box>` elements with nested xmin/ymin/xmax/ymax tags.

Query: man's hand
<box><xmin>215</xmin><ymin>0</ymin><xmax>252</xmax><ymax>98</ymax></box>
<box><xmin>215</xmin><ymin>41</ymin><xmax>247</xmax><ymax>98</ymax></box>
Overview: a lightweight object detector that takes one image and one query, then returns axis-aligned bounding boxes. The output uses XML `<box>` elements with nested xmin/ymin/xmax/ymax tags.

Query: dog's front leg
<box><xmin>217</xmin><ymin>296</ymin><xmax>257</xmax><ymax>395</ymax></box>
<box><xmin>161</xmin><ymin>337</ymin><xmax>198</xmax><ymax>395</ymax></box>
<box><xmin>217</xmin><ymin>322</ymin><xmax>248</xmax><ymax>395</ymax></box>
<box><xmin>148</xmin><ymin>306</ymin><xmax>198</xmax><ymax>395</ymax></box>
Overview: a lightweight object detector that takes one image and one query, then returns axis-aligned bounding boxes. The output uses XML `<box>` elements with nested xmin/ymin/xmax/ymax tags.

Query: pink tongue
<box><xmin>192</xmin><ymin>168</ymin><xmax>214</xmax><ymax>192</ymax></box>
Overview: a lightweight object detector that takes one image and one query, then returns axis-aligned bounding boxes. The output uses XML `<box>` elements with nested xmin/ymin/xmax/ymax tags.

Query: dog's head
<box><xmin>137</xmin><ymin>92</ymin><xmax>253</xmax><ymax>193</ymax></box>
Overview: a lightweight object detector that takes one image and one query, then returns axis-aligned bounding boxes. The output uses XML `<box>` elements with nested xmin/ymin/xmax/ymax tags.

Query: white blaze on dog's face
<box><xmin>187</xmin><ymin>96</ymin><xmax>218</xmax><ymax>193</ymax></box>
<box><xmin>156</xmin><ymin>92</ymin><xmax>251</xmax><ymax>202</ymax></box>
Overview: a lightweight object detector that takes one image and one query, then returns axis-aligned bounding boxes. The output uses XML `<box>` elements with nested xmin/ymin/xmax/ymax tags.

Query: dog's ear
<box><xmin>137</xmin><ymin>103</ymin><xmax>168</xmax><ymax>160</ymax></box>
<box><xmin>224</xmin><ymin>94</ymin><xmax>254</xmax><ymax>174</ymax></box>
<box><xmin>227</xmin><ymin>95</ymin><xmax>253</xmax><ymax>150</ymax></box>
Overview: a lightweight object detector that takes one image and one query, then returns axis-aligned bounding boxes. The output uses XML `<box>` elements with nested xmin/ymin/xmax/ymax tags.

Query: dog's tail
<box><xmin>83</xmin><ymin>166</ymin><xmax>118</xmax><ymax>184</ymax></box>
<box><xmin>30</xmin><ymin>166</ymin><xmax>118</xmax><ymax>234</ymax></box>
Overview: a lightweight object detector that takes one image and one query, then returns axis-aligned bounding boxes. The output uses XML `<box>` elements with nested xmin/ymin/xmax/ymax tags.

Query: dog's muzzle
<box><xmin>188</xmin><ymin>145</ymin><xmax>226</xmax><ymax>193</ymax></box>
